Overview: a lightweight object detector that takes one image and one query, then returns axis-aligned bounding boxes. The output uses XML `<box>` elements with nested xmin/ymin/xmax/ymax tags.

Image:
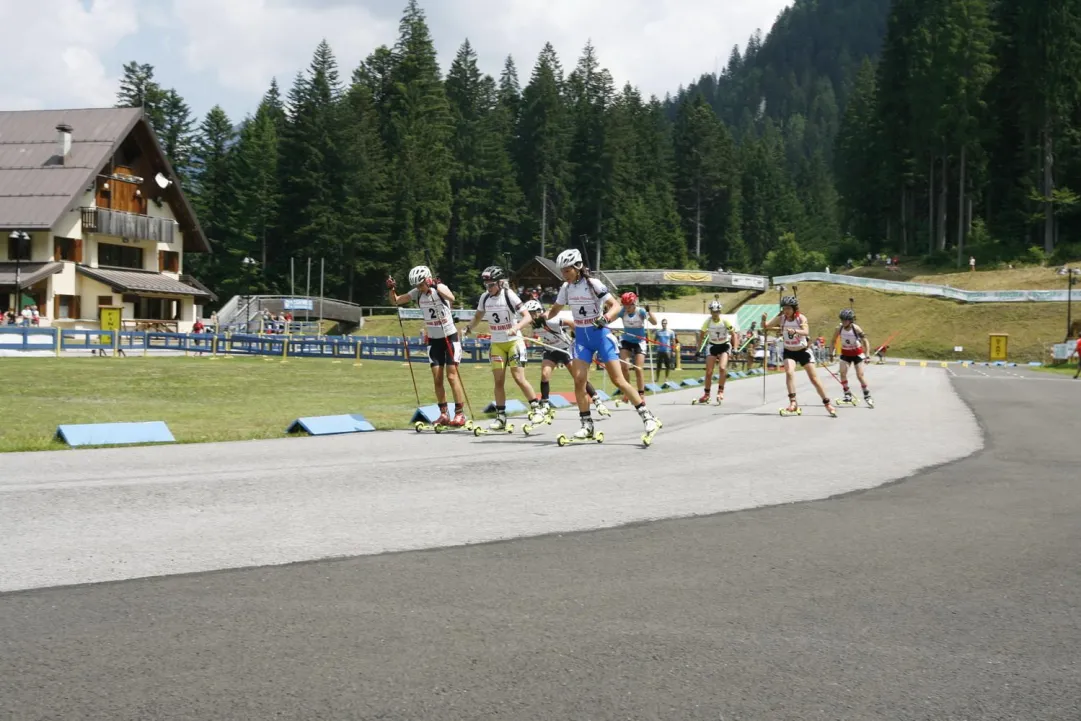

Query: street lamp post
<box><xmin>8</xmin><ymin>231</ymin><xmax>29</xmax><ymax>320</ymax></box>
<box><xmin>1067</xmin><ymin>268</ymin><xmax>1076</xmax><ymax>342</ymax></box>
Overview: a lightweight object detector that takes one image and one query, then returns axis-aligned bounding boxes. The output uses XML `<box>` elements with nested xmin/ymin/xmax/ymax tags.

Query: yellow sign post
<box><xmin>99</xmin><ymin>306</ymin><xmax>122</xmax><ymax>357</ymax></box>
<box><xmin>988</xmin><ymin>333</ymin><xmax>1009</xmax><ymax>362</ymax></box>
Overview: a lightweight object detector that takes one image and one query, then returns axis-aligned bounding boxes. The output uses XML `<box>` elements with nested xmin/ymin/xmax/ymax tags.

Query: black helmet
<box><xmin>839</xmin><ymin>309</ymin><xmax>855</xmax><ymax>321</ymax></box>
<box><xmin>481</xmin><ymin>266</ymin><xmax>505</xmax><ymax>284</ymax></box>
<box><xmin>780</xmin><ymin>295</ymin><xmax>798</xmax><ymax>309</ymax></box>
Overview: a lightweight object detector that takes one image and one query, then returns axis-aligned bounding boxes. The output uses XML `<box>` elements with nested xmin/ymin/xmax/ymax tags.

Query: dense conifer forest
<box><xmin>115</xmin><ymin>0</ymin><xmax>1081</xmax><ymax>305</ymax></box>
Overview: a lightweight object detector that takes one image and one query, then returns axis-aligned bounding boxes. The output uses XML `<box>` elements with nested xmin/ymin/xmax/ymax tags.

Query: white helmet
<box><xmin>408</xmin><ymin>265</ymin><xmax>432</xmax><ymax>287</ymax></box>
<box><xmin>556</xmin><ymin>249</ymin><xmax>583</xmax><ymax>269</ymax></box>
<box><xmin>522</xmin><ymin>299</ymin><xmax>544</xmax><ymax>315</ymax></box>
<box><xmin>709</xmin><ymin>300</ymin><xmax>722</xmax><ymax>312</ymax></box>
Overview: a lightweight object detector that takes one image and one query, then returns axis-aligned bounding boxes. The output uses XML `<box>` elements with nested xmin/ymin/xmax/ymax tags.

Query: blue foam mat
<box><xmin>287</xmin><ymin>414</ymin><xmax>374</xmax><ymax>435</ymax></box>
<box><xmin>483</xmin><ymin>399</ymin><xmax>528</xmax><ymax>414</ymax></box>
<box><xmin>593</xmin><ymin>390</ymin><xmax>611</xmax><ymax>402</ymax></box>
<box><xmin>644</xmin><ymin>383</ymin><xmax>664</xmax><ymax>393</ymax></box>
<box><xmin>56</xmin><ymin>421</ymin><xmax>175</xmax><ymax>448</ymax></box>
<box><xmin>663</xmin><ymin>381</ymin><xmax>682</xmax><ymax>389</ymax></box>
<box><xmin>547</xmin><ymin>395</ymin><xmax>573</xmax><ymax>408</ymax></box>
<box><xmin>681</xmin><ymin>378</ymin><xmax>700</xmax><ymax>386</ymax></box>
<box><xmin>411</xmin><ymin>403</ymin><xmax>462</xmax><ymax>424</ymax></box>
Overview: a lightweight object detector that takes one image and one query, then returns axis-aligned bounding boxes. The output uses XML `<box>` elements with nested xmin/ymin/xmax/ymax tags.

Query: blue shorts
<box><xmin>573</xmin><ymin>325</ymin><xmax>620</xmax><ymax>364</ymax></box>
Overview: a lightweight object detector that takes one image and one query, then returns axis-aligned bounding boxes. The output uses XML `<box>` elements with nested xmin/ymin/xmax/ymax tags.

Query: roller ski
<box><xmin>864</xmin><ymin>393</ymin><xmax>875</xmax><ymax>408</ymax></box>
<box><xmin>834</xmin><ymin>393</ymin><xmax>860</xmax><ymax>407</ymax></box>
<box><xmin>640</xmin><ymin>409</ymin><xmax>662</xmax><ymax>447</ymax></box>
<box><xmin>521</xmin><ymin>406</ymin><xmax>553</xmax><ymax>436</ymax></box>
<box><xmin>414</xmin><ymin>411</ymin><xmax>473</xmax><ymax>433</ymax></box>
<box><xmin>556</xmin><ymin>418</ymin><xmax>604</xmax><ymax>447</ymax></box>
<box><xmin>593</xmin><ymin>398</ymin><xmax>611</xmax><ymax>417</ymax></box>
<box><xmin>779</xmin><ymin>397</ymin><xmax>802</xmax><ymax>417</ymax></box>
<box><xmin>691</xmin><ymin>391</ymin><xmax>712</xmax><ymax>406</ymax></box>
<box><xmin>474</xmin><ymin>414</ymin><xmax>515</xmax><ymax>436</ymax></box>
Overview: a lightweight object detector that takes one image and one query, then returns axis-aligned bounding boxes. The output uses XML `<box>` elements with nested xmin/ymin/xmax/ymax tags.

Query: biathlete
<box><xmin>830</xmin><ymin>309</ymin><xmax>875</xmax><ymax>407</ymax></box>
<box><xmin>762</xmin><ymin>295</ymin><xmax>837</xmax><ymax>417</ymax></box>
<box><xmin>387</xmin><ymin>265</ymin><xmax>469</xmax><ymax>428</ymax></box>
<box><xmin>653</xmin><ymin>319</ymin><xmax>676</xmax><ymax>382</ymax></box>
<box><xmin>694</xmin><ymin>301</ymin><xmax>738</xmax><ymax>405</ymax></box>
<box><xmin>545</xmin><ymin>248</ymin><xmax>661</xmax><ymax>446</ymax></box>
<box><xmin>521</xmin><ymin>298</ymin><xmax>611</xmax><ymax>418</ymax></box>
<box><xmin>616</xmin><ymin>292</ymin><xmax>656</xmax><ymax>398</ymax></box>
<box><xmin>461</xmin><ymin>266</ymin><xmax>547</xmax><ymax>433</ymax></box>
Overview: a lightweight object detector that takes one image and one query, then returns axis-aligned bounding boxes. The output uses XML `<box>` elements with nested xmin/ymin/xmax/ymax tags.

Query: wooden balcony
<box><xmin>81</xmin><ymin>207</ymin><xmax>176</xmax><ymax>244</ymax></box>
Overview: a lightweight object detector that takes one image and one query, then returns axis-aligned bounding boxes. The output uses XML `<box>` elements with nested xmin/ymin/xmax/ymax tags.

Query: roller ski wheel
<box><xmin>595</xmin><ymin>405</ymin><xmax>611</xmax><ymax>417</ymax></box>
<box><xmin>414</xmin><ymin>421</ymin><xmax>425</xmax><ymax>433</ymax></box>
<box><xmin>835</xmin><ymin>397</ymin><xmax>858</xmax><ymax>407</ymax></box>
<box><xmin>691</xmin><ymin>392</ymin><xmax>711</xmax><ymax>406</ymax></box>
<box><xmin>779</xmin><ymin>406</ymin><xmax>802</xmax><ymax>417</ymax></box>
<box><xmin>865</xmin><ymin>397</ymin><xmax>875</xmax><ymax>408</ymax></box>
<box><xmin>556</xmin><ymin>432</ymin><xmax>604</xmax><ymax>447</ymax></box>
<box><xmin>522</xmin><ymin>421</ymin><xmax>545</xmax><ymax>436</ymax></box>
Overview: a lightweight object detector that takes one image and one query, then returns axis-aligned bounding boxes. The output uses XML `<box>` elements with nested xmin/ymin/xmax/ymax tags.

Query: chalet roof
<box><xmin>76</xmin><ymin>265</ymin><xmax>213</xmax><ymax>298</ymax></box>
<box><xmin>0</xmin><ymin>108</ymin><xmax>210</xmax><ymax>253</ymax></box>
<box><xmin>512</xmin><ymin>256</ymin><xmax>563</xmax><ymax>285</ymax></box>
<box><xmin>0</xmin><ymin>261</ymin><xmax>63</xmax><ymax>286</ymax></box>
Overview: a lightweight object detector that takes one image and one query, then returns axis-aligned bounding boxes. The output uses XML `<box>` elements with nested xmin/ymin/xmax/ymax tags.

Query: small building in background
<box><xmin>0</xmin><ymin>107</ymin><xmax>214</xmax><ymax>332</ymax></box>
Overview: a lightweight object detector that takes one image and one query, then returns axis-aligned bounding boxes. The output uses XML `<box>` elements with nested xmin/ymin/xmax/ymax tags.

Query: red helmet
<box><xmin>620</xmin><ymin>292</ymin><xmax>638</xmax><ymax>306</ymax></box>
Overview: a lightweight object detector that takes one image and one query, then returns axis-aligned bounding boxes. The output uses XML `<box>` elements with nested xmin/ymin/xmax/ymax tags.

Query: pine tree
<box><xmin>188</xmin><ymin>106</ymin><xmax>242</xmax><ymax>293</ymax></box>
<box><xmin>673</xmin><ymin>94</ymin><xmax>741</xmax><ymax>267</ymax></box>
<box><xmin>835</xmin><ymin>58</ymin><xmax>882</xmax><ymax>248</ymax></box>
<box><xmin>115</xmin><ymin>61</ymin><xmax>166</xmax><ymax>130</ymax></box>
<box><xmin>566</xmin><ymin>42</ymin><xmax>615</xmax><ymax>263</ymax></box>
<box><xmin>233</xmin><ymin>98</ymin><xmax>281</xmax><ymax>290</ymax></box>
<box><xmin>386</xmin><ymin>0</ymin><xmax>454</xmax><ymax>273</ymax></box>
<box><xmin>517</xmin><ymin>43</ymin><xmax>572</xmax><ymax>258</ymax></box>
<box><xmin>339</xmin><ymin>68</ymin><xmax>392</xmax><ymax>302</ymax></box>
<box><xmin>277</xmin><ymin>41</ymin><xmax>346</xmax><ymax>288</ymax></box>
<box><xmin>158</xmin><ymin>89</ymin><xmax>196</xmax><ymax>183</ymax></box>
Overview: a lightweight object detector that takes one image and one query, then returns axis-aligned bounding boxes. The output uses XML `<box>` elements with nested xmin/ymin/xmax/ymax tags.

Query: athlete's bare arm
<box><xmin>546</xmin><ymin>303</ymin><xmax>564</xmax><ymax>321</ymax></box>
<box><xmin>433</xmin><ymin>283</ymin><xmax>454</xmax><ymax>303</ymax></box>
<box><xmin>513</xmin><ymin>307</ymin><xmax>533</xmax><ymax>333</ymax></box>
<box><xmin>462</xmin><ymin>309</ymin><xmax>484</xmax><ymax>336</ymax></box>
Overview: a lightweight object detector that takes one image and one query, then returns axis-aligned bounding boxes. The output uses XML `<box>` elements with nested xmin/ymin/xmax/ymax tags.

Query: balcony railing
<box><xmin>81</xmin><ymin>207</ymin><xmax>176</xmax><ymax>244</ymax></box>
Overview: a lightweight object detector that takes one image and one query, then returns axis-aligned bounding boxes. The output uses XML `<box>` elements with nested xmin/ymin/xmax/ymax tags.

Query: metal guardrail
<box><xmin>771</xmin><ymin>272</ymin><xmax>1077</xmax><ymax>303</ymax></box>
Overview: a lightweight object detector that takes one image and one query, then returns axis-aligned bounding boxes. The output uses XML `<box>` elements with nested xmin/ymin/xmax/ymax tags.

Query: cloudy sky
<box><xmin>2</xmin><ymin>0</ymin><xmax>792</xmax><ymax>122</ymax></box>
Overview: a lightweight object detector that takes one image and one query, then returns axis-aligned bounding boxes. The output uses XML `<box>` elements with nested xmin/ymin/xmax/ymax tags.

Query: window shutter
<box><xmin>74</xmin><ymin>238</ymin><xmax>83</xmax><ymax>263</ymax></box>
<box><xmin>73</xmin><ymin>296</ymin><xmax>81</xmax><ymax>320</ymax></box>
<box><xmin>54</xmin><ymin>295</ymin><xmax>60</xmax><ymax>319</ymax></box>
<box><xmin>158</xmin><ymin>250</ymin><xmax>165</xmax><ymax>272</ymax></box>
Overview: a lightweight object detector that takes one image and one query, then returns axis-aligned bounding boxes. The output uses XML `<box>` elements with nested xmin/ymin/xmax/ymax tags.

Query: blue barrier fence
<box><xmin>1</xmin><ymin>327</ymin><xmax>746</xmax><ymax>366</ymax></box>
<box><xmin>0</xmin><ymin>327</ymin><xmax>496</xmax><ymax>362</ymax></box>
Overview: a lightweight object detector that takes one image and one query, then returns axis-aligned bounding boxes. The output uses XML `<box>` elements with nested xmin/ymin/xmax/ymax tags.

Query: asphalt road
<box><xmin>1</xmin><ymin>366</ymin><xmax>1078</xmax><ymax>720</ymax></box>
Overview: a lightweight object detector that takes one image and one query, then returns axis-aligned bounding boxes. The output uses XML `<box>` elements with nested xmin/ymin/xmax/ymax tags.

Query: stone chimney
<box><xmin>56</xmin><ymin>123</ymin><xmax>73</xmax><ymax>164</ymax></box>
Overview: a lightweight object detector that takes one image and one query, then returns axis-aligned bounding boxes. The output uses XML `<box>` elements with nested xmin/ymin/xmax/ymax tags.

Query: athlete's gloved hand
<box><xmin>644</xmin><ymin>304</ymin><xmax>651</xmax><ymax>312</ymax></box>
<box><xmin>462</xmin><ymin>325</ymin><xmax>472</xmax><ymax>337</ymax></box>
<box><xmin>592</xmin><ymin>315</ymin><xmax>609</xmax><ymax>329</ymax></box>
<box><xmin>385</xmin><ymin>276</ymin><xmax>396</xmax><ymax>289</ymax></box>
<box><xmin>431</xmin><ymin>276</ymin><xmax>441</xmax><ymax>287</ymax></box>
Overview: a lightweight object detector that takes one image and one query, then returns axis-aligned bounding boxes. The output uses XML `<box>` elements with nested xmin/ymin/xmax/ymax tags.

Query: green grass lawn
<box><xmin>1031</xmin><ymin>363</ymin><xmax>1080</xmax><ymax>377</ymax></box>
<box><xmin>0</xmin><ymin>354</ymin><xmax>727</xmax><ymax>452</ymax></box>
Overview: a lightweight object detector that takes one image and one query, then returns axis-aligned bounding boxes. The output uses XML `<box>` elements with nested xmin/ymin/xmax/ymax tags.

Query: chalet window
<box><xmin>54</xmin><ymin>237</ymin><xmax>82</xmax><ymax>262</ymax></box>
<box><xmin>98</xmin><ymin>242</ymin><xmax>143</xmax><ymax>269</ymax></box>
<box><xmin>54</xmin><ymin>295</ymin><xmax>80</xmax><ymax>320</ymax></box>
<box><xmin>136</xmin><ymin>297</ymin><xmax>176</xmax><ymax>320</ymax></box>
<box><xmin>98</xmin><ymin>295</ymin><xmax>114</xmax><ymax>307</ymax></box>
<box><xmin>7</xmin><ymin>235</ymin><xmax>31</xmax><ymax>261</ymax></box>
<box><xmin>158</xmin><ymin>250</ymin><xmax>179</xmax><ymax>273</ymax></box>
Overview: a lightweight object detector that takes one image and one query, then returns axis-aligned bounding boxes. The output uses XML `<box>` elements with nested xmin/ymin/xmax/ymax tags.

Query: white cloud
<box><xmin>427</xmin><ymin>0</ymin><xmax>794</xmax><ymax>98</ymax></box>
<box><xmin>0</xmin><ymin>0</ymin><xmax>140</xmax><ymax>109</ymax></box>
<box><xmin>0</xmin><ymin>0</ymin><xmax>793</xmax><ymax>117</ymax></box>
<box><xmin>168</xmin><ymin>0</ymin><xmax>395</xmax><ymax>97</ymax></box>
